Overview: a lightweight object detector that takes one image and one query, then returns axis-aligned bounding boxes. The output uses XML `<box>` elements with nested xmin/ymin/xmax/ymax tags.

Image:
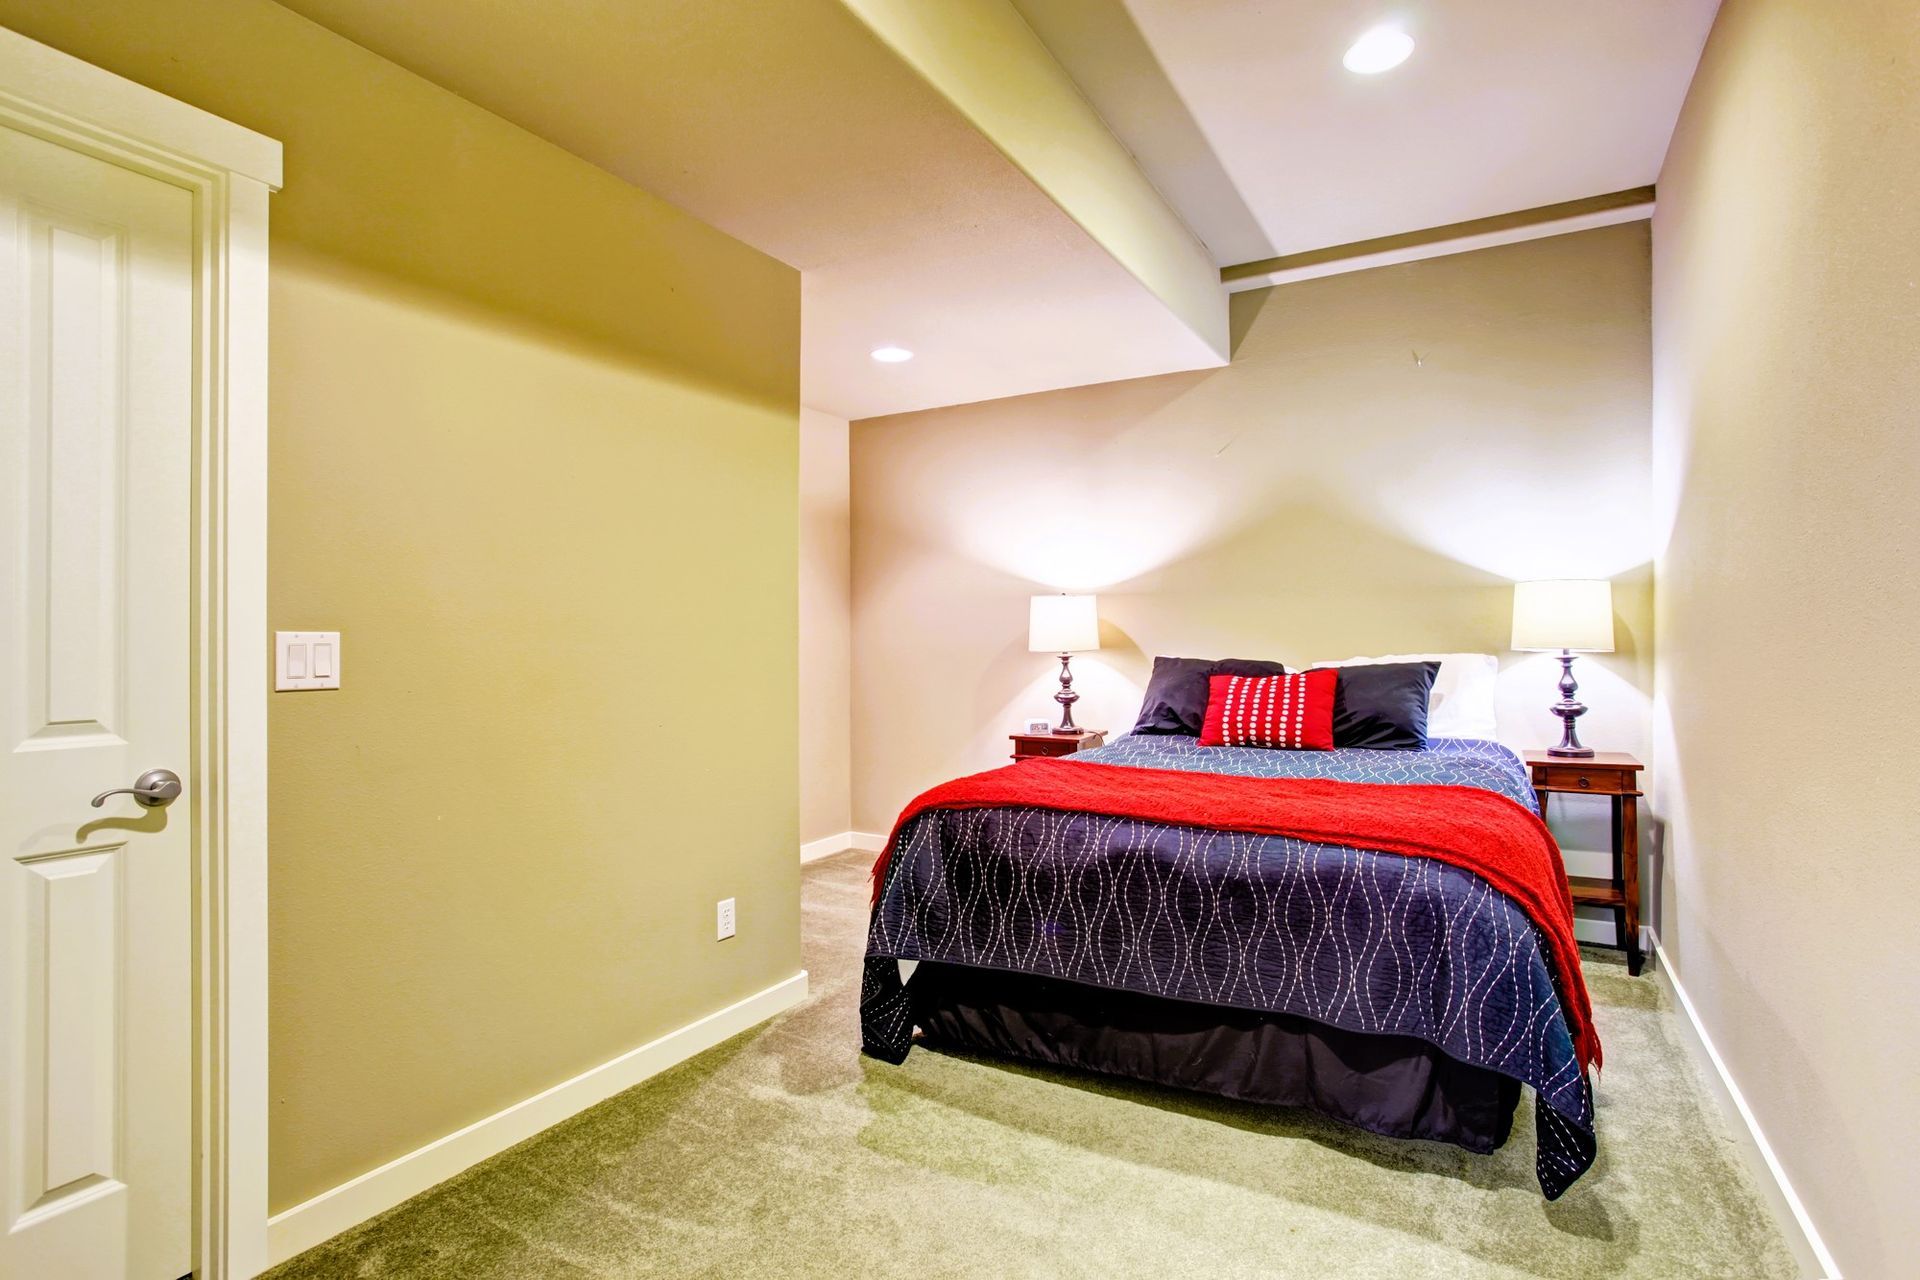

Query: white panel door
<box><xmin>0</xmin><ymin>122</ymin><xmax>194</xmax><ymax>1280</ymax></box>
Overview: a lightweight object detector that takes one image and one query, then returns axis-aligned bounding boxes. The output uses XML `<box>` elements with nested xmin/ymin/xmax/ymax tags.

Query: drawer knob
<box><xmin>1577</xmin><ymin>776</ymin><xmax>1592</xmax><ymax>789</ymax></box>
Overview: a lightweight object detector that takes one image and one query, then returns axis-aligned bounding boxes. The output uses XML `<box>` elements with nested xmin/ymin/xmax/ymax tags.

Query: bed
<box><xmin>858</xmin><ymin>734</ymin><xmax>1598</xmax><ymax>1198</ymax></box>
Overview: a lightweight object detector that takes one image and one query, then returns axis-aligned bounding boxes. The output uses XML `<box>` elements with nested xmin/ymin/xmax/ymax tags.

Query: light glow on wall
<box><xmin>1342</xmin><ymin>26</ymin><xmax>1415</xmax><ymax>75</ymax></box>
<box><xmin>1361</xmin><ymin>433</ymin><xmax>1655</xmax><ymax>582</ymax></box>
<box><xmin>940</xmin><ymin>466</ymin><xmax>1230</xmax><ymax>592</ymax></box>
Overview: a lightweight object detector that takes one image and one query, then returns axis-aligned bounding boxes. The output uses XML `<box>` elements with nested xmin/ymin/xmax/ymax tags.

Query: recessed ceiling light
<box><xmin>870</xmin><ymin>345</ymin><xmax>914</xmax><ymax>363</ymax></box>
<box><xmin>1343</xmin><ymin>25</ymin><xmax>1414</xmax><ymax>75</ymax></box>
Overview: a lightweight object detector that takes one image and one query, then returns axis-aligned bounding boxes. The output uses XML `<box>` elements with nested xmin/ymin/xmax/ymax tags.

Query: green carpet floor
<box><xmin>268</xmin><ymin>851</ymin><xmax>1798</xmax><ymax>1278</ymax></box>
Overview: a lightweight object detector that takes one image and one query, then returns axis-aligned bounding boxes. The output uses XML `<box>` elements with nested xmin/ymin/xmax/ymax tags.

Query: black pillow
<box><xmin>1316</xmin><ymin>661</ymin><xmax>1440</xmax><ymax>750</ymax></box>
<box><xmin>1211</xmin><ymin>658</ymin><xmax>1291</xmax><ymax>680</ymax></box>
<box><xmin>1131</xmin><ymin>656</ymin><xmax>1288</xmax><ymax>736</ymax></box>
<box><xmin>1129</xmin><ymin>656</ymin><xmax>1212</xmax><ymax>735</ymax></box>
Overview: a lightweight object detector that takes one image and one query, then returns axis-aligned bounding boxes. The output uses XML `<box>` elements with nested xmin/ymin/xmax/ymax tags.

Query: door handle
<box><xmin>90</xmin><ymin>768</ymin><xmax>183</xmax><ymax>809</ymax></box>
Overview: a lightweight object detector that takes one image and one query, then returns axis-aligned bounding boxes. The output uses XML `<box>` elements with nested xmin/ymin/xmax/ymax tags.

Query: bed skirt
<box><xmin>907</xmin><ymin>961</ymin><xmax>1521</xmax><ymax>1154</ymax></box>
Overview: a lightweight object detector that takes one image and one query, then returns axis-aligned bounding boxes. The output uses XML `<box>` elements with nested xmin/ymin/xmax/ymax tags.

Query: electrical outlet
<box><xmin>716</xmin><ymin>897</ymin><xmax>736</xmax><ymax>941</ymax></box>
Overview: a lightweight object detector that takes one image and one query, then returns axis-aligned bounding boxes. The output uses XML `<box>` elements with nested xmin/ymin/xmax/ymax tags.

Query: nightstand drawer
<box><xmin>1010</xmin><ymin>729</ymin><xmax>1106</xmax><ymax>760</ymax></box>
<box><xmin>1532</xmin><ymin>764</ymin><xmax>1636</xmax><ymax>795</ymax></box>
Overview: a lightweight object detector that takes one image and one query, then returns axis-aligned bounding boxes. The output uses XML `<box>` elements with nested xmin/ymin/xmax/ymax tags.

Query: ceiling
<box><xmin>277</xmin><ymin>0</ymin><xmax>1718</xmax><ymax>420</ymax></box>
<box><xmin>274</xmin><ymin>0</ymin><xmax>1223</xmax><ymax>421</ymax></box>
<box><xmin>1021</xmin><ymin>0</ymin><xmax>1720</xmax><ymax>265</ymax></box>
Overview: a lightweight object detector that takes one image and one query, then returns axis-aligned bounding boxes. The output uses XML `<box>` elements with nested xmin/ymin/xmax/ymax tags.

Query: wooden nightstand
<box><xmin>1526</xmin><ymin>751</ymin><xmax>1645</xmax><ymax>975</ymax></box>
<box><xmin>1010</xmin><ymin>729</ymin><xmax>1106</xmax><ymax>761</ymax></box>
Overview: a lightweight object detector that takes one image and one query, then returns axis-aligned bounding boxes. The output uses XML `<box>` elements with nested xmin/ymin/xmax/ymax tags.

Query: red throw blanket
<box><xmin>870</xmin><ymin>758</ymin><xmax>1600</xmax><ymax>1071</ymax></box>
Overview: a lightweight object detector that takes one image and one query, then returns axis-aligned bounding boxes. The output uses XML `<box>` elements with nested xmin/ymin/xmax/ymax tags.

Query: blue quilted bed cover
<box><xmin>860</xmin><ymin>735</ymin><xmax>1598</xmax><ymax>1198</ymax></box>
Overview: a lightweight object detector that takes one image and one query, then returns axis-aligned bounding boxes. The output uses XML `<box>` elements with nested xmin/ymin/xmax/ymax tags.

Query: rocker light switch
<box><xmin>276</xmin><ymin>631</ymin><xmax>341</xmax><ymax>691</ymax></box>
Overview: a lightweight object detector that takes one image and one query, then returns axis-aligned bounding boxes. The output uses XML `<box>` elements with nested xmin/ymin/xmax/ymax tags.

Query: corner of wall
<box><xmin>799</xmin><ymin>406</ymin><xmax>854</xmax><ymax>849</ymax></box>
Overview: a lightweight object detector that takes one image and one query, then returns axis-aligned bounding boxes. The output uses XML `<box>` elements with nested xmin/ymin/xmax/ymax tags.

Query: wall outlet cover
<box><xmin>716</xmin><ymin>897</ymin><xmax>736</xmax><ymax>941</ymax></box>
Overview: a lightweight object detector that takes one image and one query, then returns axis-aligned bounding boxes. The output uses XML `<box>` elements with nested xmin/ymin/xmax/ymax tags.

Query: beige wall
<box><xmin>800</xmin><ymin>408</ymin><xmax>852</xmax><ymax>844</ymax></box>
<box><xmin>851</xmin><ymin>223</ymin><xmax>1654</xmax><ymax>835</ymax></box>
<box><xmin>1652</xmin><ymin>2</ymin><xmax>1920</xmax><ymax>1274</ymax></box>
<box><xmin>0</xmin><ymin>0</ymin><xmax>802</xmax><ymax>1212</ymax></box>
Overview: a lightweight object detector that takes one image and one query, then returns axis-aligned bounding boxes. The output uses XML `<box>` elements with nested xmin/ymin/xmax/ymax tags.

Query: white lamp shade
<box><xmin>1511</xmin><ymin>580</ymin><xmax>1615</xmax><ymax>653</ymax></box>
<box><xmin>1028</xmin><ymin>594</ymin><xmax>1100</xmax><ymax>653</ymax></box>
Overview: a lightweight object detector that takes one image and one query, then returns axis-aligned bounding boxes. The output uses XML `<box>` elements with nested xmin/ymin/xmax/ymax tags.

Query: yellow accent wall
<box><xmin>1652</xmin><ymin>1</ymin><xmax>1920</xmax><ymax>1272</ymax></box>
<box><xmin>851</xmin><ymin>224</ymin><xmax>1655</xmax><ymax>833</ymax></box>
<box><xmin>0</xmin><ymin>0</ymin><xmax>801</xmax><ymax>1212</ymax></box>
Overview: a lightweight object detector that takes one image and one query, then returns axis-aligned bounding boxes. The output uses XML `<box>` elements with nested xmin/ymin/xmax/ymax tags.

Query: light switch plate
<box><xmin>276</xmin><ymin>631</ymin><xmax>341</xmax><ymax>691</ymax></box>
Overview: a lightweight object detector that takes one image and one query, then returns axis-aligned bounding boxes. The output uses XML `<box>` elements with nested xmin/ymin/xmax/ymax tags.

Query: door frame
<box><xmin>0</xmin><ymin>28</ymin><xmax>279</xmax><ymax>1279</ymax></box>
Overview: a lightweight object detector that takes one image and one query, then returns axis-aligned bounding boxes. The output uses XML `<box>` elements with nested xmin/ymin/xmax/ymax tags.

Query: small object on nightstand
<box><xmin>1010</xmin><ymin>728</ymin><xmax>1106</xmax><ymax>761</ymax></box>
<box><xmin>1511</xmin><ymin>579</ymin><xmax>1615</xmax><ymax>758</ymax></box>
<box><xmin>1526</xmin><ymin>750</ymin><xmax>1644</xmax><ymax>975</ymax></box>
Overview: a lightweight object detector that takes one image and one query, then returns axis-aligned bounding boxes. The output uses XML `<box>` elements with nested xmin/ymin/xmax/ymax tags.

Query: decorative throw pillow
<box><xmin>1129</xmin><ymin>656</ymin><xmax>1219</xmax><ymax>735</ymax></box>
<box><xmin>1198</xmin><ymin>669</ymin><xmax>1337</xmax><ymax>750</ymax></box>
<box><xmin>1131</xmin><ymin>656</ymin><xmax>1289</xmax><ymax>736</ymax></box>
<box><xmin>1314</xmin><ymin>652</ymin><xmax>1498</xmax><ymax>740</ymax></box>
<box><xmin>1310</xmin><ymin>660</ymin><xmax>1440</xmax><ymax>750</ymax></box>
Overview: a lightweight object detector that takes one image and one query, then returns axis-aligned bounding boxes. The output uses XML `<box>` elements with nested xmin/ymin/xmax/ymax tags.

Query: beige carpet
<box><xmin>269</xmin><ymin>850</ymin><xmax>1798</xmax><ymax>1278</ymax></box>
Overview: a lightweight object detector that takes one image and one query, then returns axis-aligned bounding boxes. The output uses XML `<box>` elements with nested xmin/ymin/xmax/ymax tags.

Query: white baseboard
<box><xmin>1568</xmin><ymin>906</ymin><xmax>1656</xmax><ymax>951</ymax></box>
<box><xmin>1647</xmin><ymin>931</ymin><xmax>1839</xmax><ymax>1279</ymax></box>
<box><xmin>800</xmin><ymin>832</ymin><xmax>848</xmax><ymax>862</ymax></box>
<box><xmin>800</xmin><ymin>831</ymin><xmax>884</xmax><ymax>862</ymax></box>
<box><xmin>265</xmin><ymin>970</ymin><xmax>809</xmax><ymax>1267</ymax></box>
<box><xmin>1572</xmin><ymin>913</ymin><xmax>1633</xmax><ymax>947</ymax></box>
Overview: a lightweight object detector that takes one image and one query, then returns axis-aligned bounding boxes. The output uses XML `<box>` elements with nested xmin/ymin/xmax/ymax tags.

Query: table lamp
<box><xmin>1028</xmin><ymin>594</ymin><xmax>1100</xmax><ymax>733</ymax></box>
<box><xmin>1511</xmin><ymin>579</ymin><xmax>1614</xmax><ymax>758</ymax></box>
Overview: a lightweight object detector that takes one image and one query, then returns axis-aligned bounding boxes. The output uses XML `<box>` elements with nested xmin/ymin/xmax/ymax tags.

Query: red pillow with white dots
<box><xmin>1198</xmin><ymin>669</ymin><xmax>1338</xmax><ymax>750</ymax></box>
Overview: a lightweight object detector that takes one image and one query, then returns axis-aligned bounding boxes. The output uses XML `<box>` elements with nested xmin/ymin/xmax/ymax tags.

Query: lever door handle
<box><xmin>90</xmin><ymin>768</ymin><xmax>182</xmax><ymax>809</ymax></box>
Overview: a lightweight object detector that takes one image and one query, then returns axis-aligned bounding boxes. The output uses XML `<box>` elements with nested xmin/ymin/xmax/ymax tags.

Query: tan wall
<box><xmin>851</xmin><ymin>223</ymin><xmax>1655</xmax><ymax>835</ymax></box>
<box><xmin>0</xmin><ymin>0</ymin><xmax>802</xmax><ymax>1212</ymax></box>
<box><xmin>1651</xmin><ymin>2</ymin><xmax>1920</xmax><ymax>1273</ymax></box>
<box><xmin>800</xmin><ymin>408</ymin><xmax>852</xmax><ymax>844</ymax></box>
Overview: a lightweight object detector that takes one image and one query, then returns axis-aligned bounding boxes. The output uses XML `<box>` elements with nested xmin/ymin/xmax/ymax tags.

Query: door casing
<box><xmin>0</xmin><ymin>27</ymin><xmax>279</xmax><ymax>1279</ymax></box>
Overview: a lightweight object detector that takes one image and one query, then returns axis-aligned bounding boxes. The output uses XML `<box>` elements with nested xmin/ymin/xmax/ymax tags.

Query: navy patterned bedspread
<box><xmin>860</xmin><ymin>735</ymin><xmax>1598</xmax><ymax>1198</ymax></box>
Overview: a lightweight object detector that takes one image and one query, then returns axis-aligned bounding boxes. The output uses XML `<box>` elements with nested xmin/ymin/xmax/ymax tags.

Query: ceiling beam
<box><xmin>1220</xmin><ymin>187</ymin><xmax>1655</xmax><ymax>293</ymax></box>
<box><xmin>840</xmin><ymin>0</ymin><xmax>1228</xmax><ymax>361</ymax></box>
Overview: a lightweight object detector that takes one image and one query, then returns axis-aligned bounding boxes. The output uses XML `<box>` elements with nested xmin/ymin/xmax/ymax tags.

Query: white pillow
<box><xmin>1312</xmin><ymin>652</ymin><xmax>1500</xmax><ymax>741</ymax></box>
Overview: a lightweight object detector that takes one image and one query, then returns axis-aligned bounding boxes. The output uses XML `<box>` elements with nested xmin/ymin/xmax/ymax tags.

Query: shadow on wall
<box><xmin>1229</xmin><ymin>285</ymin><xmax>1276</xmax><ymax>357</ymax></box>
<box><xmin>922</xmin><ymin>381</ymin><xmax>1650</xmax><ymax>603</ymax></box>
<box><xmin>1116</xmin><ymin>489</ymin><xmax>1521</xmax><ymax>656</ymax></box>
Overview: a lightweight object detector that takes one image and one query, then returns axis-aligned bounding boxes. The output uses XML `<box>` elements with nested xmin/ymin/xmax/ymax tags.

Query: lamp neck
<box><xmin>1557</xmin><ymin>649</ymin><xmax>1579</xmax><ymax>700</ymax></box>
